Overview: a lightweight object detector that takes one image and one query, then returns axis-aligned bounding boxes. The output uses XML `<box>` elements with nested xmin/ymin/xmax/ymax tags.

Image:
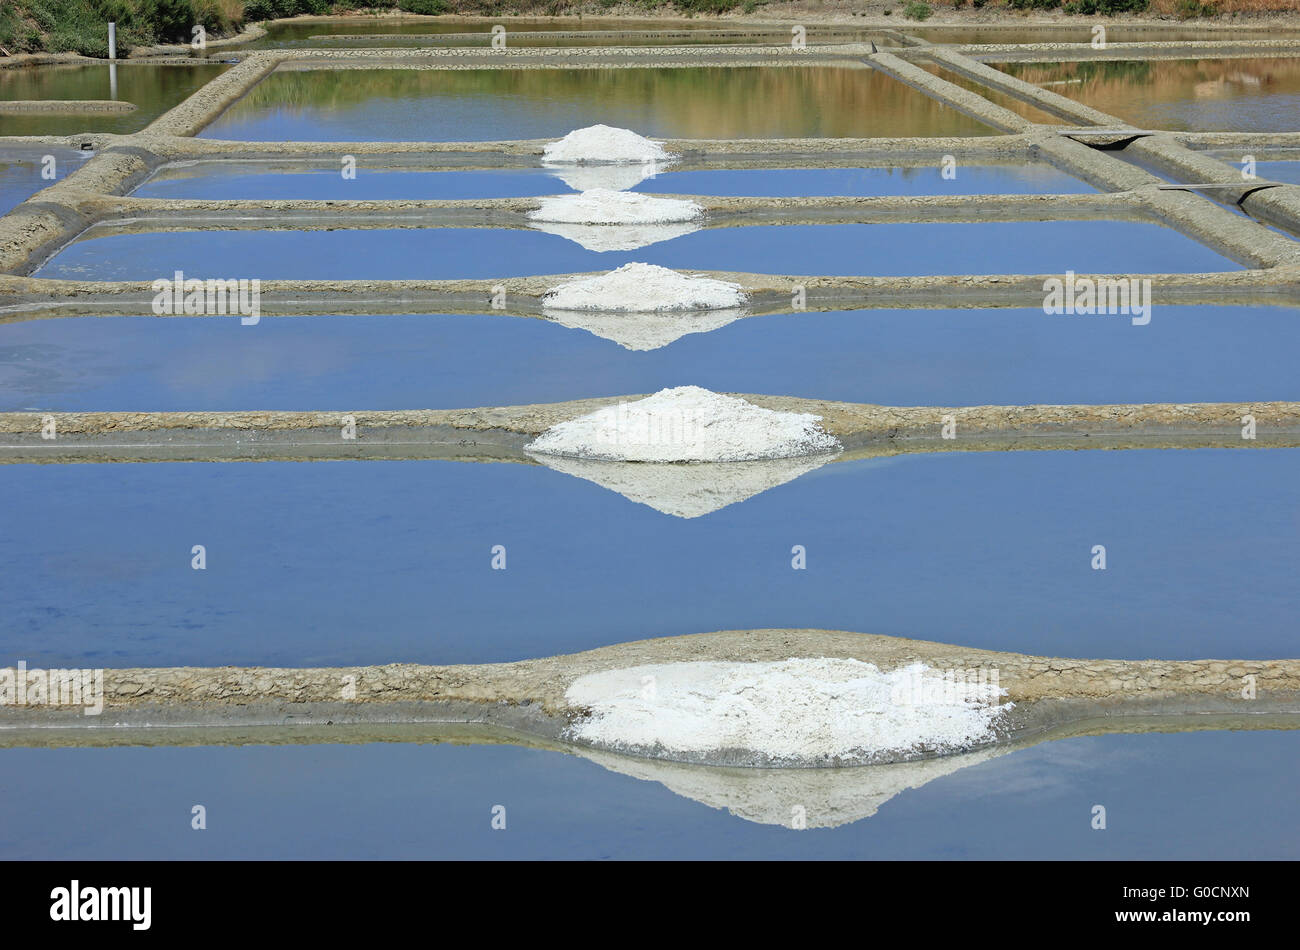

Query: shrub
<box><xmin>397</xmin><ymin>0</ymin><xmax>448</xmax><ymax>11</ymax></box>
<box><xmin>138</xmin><ymin>0</ymin><xmax>198</xmax><ymax>41</ymax></box>
<box><xmin>1174</xmin><ymin>0</ymin><xmax>1217</xmax><ymax>17</ymax></box>
<box><xmin>903</xmin><ymin>0</ymin><xmax>932</xmax><ymax>18</ymax></box>
<box><xmin>1062</xmin><ymin>0</ymin><xmax>1149</xmax><ymax>11</ymax></box>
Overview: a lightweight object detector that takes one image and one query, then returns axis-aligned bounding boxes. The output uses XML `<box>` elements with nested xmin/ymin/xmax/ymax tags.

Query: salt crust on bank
<box><xmin>565</xmin><ymin>660</ymin><xmax>1014</xmax><ymax>765</ymax></box>
<box><xmin>544</xmin><ymin>263</ymin><xmax>747</xmax><ymax>313</ymax></box>
<box><xmin>530</xmin><ymin>189</ymin><xmax>703</xmax><ymax>225</ymax></box>
<box><xmin>525</xmin><ymin>386</ymin><xmax>842</xmax><ymax>462</ymax></box>
<box><xmin>541</xmin><ymin>125</ymin><xmax>671</xmax><ymax>165</ymax></box>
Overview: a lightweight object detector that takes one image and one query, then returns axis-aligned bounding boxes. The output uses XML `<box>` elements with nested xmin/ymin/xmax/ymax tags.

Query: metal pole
<box><xmin>108</xmin><ymin>22</ymin><xmax>116</xmax><ymax>60</ymax></box>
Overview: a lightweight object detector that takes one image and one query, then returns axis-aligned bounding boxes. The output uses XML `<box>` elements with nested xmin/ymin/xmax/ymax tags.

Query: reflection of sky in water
<box><xmin>1</xmin><ymin>448</ymin><xmax>1297</xmax><ymax>668</ymax></box>
<box><xmin>1258</xmin><ymin>161</ymin><xmax>1300</xmax><ymax>185</ymax></box>
<box><xmin>36</xmin><ymin>220</ymin><xmax>1237</xmax><ymax>282</ymax></box>
<box><xmin>1</xmin><ymin>729</ymin><xmax>1296</xmax><ymax>858</ymax></box>
<box><xmin>134</xmin><ymin>164</ymin><xmax>1096</xmax><ymax>200</ymax></box>
<box><xmin>0</xmin><ymin>149</ymin><xmax>90</xmax><ymax>215</ymax></box>
<box><xmin>1</xmin><ymin>305</ymin><xmax>1297</xmax><ymax>411</ymax></box>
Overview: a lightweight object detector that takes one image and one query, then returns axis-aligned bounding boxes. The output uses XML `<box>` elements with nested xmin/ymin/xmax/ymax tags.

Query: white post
<box><xmin>108</xmin><ymin>22</ymin><xmax>116</xmax><ymax>60</ymax></box>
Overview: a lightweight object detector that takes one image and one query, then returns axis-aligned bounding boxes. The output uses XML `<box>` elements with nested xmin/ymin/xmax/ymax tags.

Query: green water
<box><xmin>0</xmin><ymin>63</ymin><xmax>229</xmax><ymax>136</ymax></box>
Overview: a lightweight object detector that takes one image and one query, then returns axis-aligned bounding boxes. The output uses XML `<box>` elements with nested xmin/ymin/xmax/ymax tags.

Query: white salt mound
<box><xmin>544</xmin><ymin>263</ymin><xmax>747</xmax><ymax>313</ymax></box>
<box><xmin>525</xmin><ymin>386</ymin><xmax>841</xmax><ymax>463</ymax></box>
<box><xmin>530</xmin><ymin>189</ymin><xmax>702</xmax><ymax>225</ymax></box>
<box><xmin>565</xmin><ymin>660</ymin><xmax>1013</xmax><ymax>765</ymax></box>
<box><xmin>542</xmin><ymin>125</ymin><xmax>670</xmax><ymax>165</ymax></box>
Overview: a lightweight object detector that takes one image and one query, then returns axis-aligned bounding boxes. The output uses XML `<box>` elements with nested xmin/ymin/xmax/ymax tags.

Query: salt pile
<box><xmin>525</xmin><ymin>386</ymin><xmax>841</xmax><ymax>463</ymax></box>
<box><xmin>530</xmin><ymin>189</ymin><xmax>702</xmax><ymax>225</ymax></box>
<box><xmin>565</xmin><ymin>660</ymin><xmax>1013</xmax><ymax>766</ymax></box>
<box><xmin>544</xmin><ymin>264</ymin><xmax>747</xmax><ymax>313</ymax></box>
<box><xmin>542</xmin><ymin>125</ymin><xmax>670</xmax><ymax>165</ymax></box>
<box><xmin>530</xmin><ymin>454</ymin><xmax>834</xmax><ymax>518</ymax></box>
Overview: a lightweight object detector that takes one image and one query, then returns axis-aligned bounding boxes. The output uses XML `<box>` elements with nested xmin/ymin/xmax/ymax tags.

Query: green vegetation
<box><xmin>1174</xmin><ymin>0</ymin><xmax>1218</xmax><ymax>16</ymax></box>
<box><xmin>1</xmin><ymin>0</ymin><xmax>243</xmax><ymax>56</ymax></box>
<box><xmin>242</xmin><ymin>0</ymin><xmax>331</xmax><ymax>19</ymax></box>
<box><xmin>903</xmin><ymin>0</ymin><xmax>933</xmax><ymax>17</ymax></box>
<box><xmin>1008</xmin><ymin>0</ymin><xmax>1151</xmax><ymax>10</ymax></box>
<box><xmin>1063</xmin><ymin>0</ymin><xmax>1150</xmax><ymax>12</ymax></box>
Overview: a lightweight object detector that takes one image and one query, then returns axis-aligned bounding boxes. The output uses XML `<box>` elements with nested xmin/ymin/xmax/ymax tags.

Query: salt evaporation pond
<box><xmin>197</xmin><ymin>67</ymin><xmax>997</xmax><ymax>141</ymax></box>
<box><xmin>0</xmin><ymin>147</ymin><xmax>91</xmax><ymax>215</ymax></box>
<box><xmin>908</xmin><ymin>25</ymin><xmax>1287</xmax><ymax>45</ymax></box>
<box><xmin>0</xmin><ymin>63</ymin><xmax>229</xmax><ymax>137</ymax></box>
<box><xmin>132</xmin><ymin>163</ymin><xmax>1097</xmax><ymax>200</ymax></box>
<box><xmin>2</xmin><ymin>304</ymin><xmax>1298</xmax><ymax>410</ymax></box>
<box><xmin>996</xmin><ymin>58</ymin><xmax>1300</xmax><ymax>132</ymax></box>
<box><xmin>240</xmin><ymin>17</ymin><xmax>748</xmax><ymax>48</ymax></box>
<box><xmin>36</xmin><ymin>219</ymin><xmax>1237</xmax><ymax>280</ymax></box>
<box><xmin>1</xmin><ymin>729</ymin><xmax>1296</xmax><ymax>858</ymax></box>
<box><xmin>1</xmin><ymin>447</ymin><xmax>1296</xmax><ymax>668</ymax></box>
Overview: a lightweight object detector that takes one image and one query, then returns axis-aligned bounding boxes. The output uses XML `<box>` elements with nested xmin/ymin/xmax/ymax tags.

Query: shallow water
<box><xmin>245</xmin><ymin>17</ymin><xmax>744</xmax><ymax>47</ymax></box>
<box><xmin>997</xmin><ymin>58</ymin><xmax>1300</xmax><ymax>132</ymax></box>
<box><xmin>132</xmin><ymin>163</ymin><xmax>1096</xmax><ymax>200</ymax></box>
<box><xmin>920</xmin><ymin>63</ymin><xmax>1065</xmax><ymax>125</ymax></box>
<box><xmin>1258</xmin><ymin>160</ymin><xmax>1300</xmax><ymax>185</ymax></box>
<box><xmin>0</xmin><ymin>63</ymin><xmax>229</xmax><ymax>137</ymax></box>
<box><xmin>1</xmin><ymin>447</ymin><xmax>1296</xmax><ymax>668</ymax></box>
<box><xmin>36</xmin><ymin>219</ymin><xmax>1237</xmax><ymax>280</ymax></box>
<box><xmin>245</xmin><ymin>24</ymin><xmax>902</xmax><ymax>49</ymax></box>
<box><xmin>1</xmin><ymin>729</ymin><xmax>1296</xmax><ymax>858</ymax></box>
<box><xmin>0</xmin><ymin>304</ymin><xmax>1295</xmax><ymax>409</ymax></box>
<box><xmin>197</xmin><ymin>66</ymin><xmax>997</xmax><ymax>141</ymax></box>
<box><xmin>908</xmin><ymin>26</ymin><xmax>1285</xmax><ymax>45</ymax></box>
<box><xmin>0</xmin><ymin>148</ymin><xmax>92</xmax><ymax>214</ymax></box>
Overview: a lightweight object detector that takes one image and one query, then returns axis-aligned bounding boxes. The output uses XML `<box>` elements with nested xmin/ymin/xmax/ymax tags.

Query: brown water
<box><xmin>200</xmin><ymin>65</ymin><xmax>996</xmax><ymax>141</ymax></box>
<box><xmin>908</xmin><ymin>26</ymin><xmax>1286</xmax><ymax>45</ymax></box>
<box><xmin>245</xmin><ymin>18</ymin><xmax>901</xmax><ymax>48</ymax></box>
<box><xmin>997</xmin><ymin>57</ymin><xmax>1300</xmax><ymax>131</ymax></box>
<box><xmin>920</xmin><ymin>63</ymin><xmax>1065</xmax><ymax>125</ymax></box>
